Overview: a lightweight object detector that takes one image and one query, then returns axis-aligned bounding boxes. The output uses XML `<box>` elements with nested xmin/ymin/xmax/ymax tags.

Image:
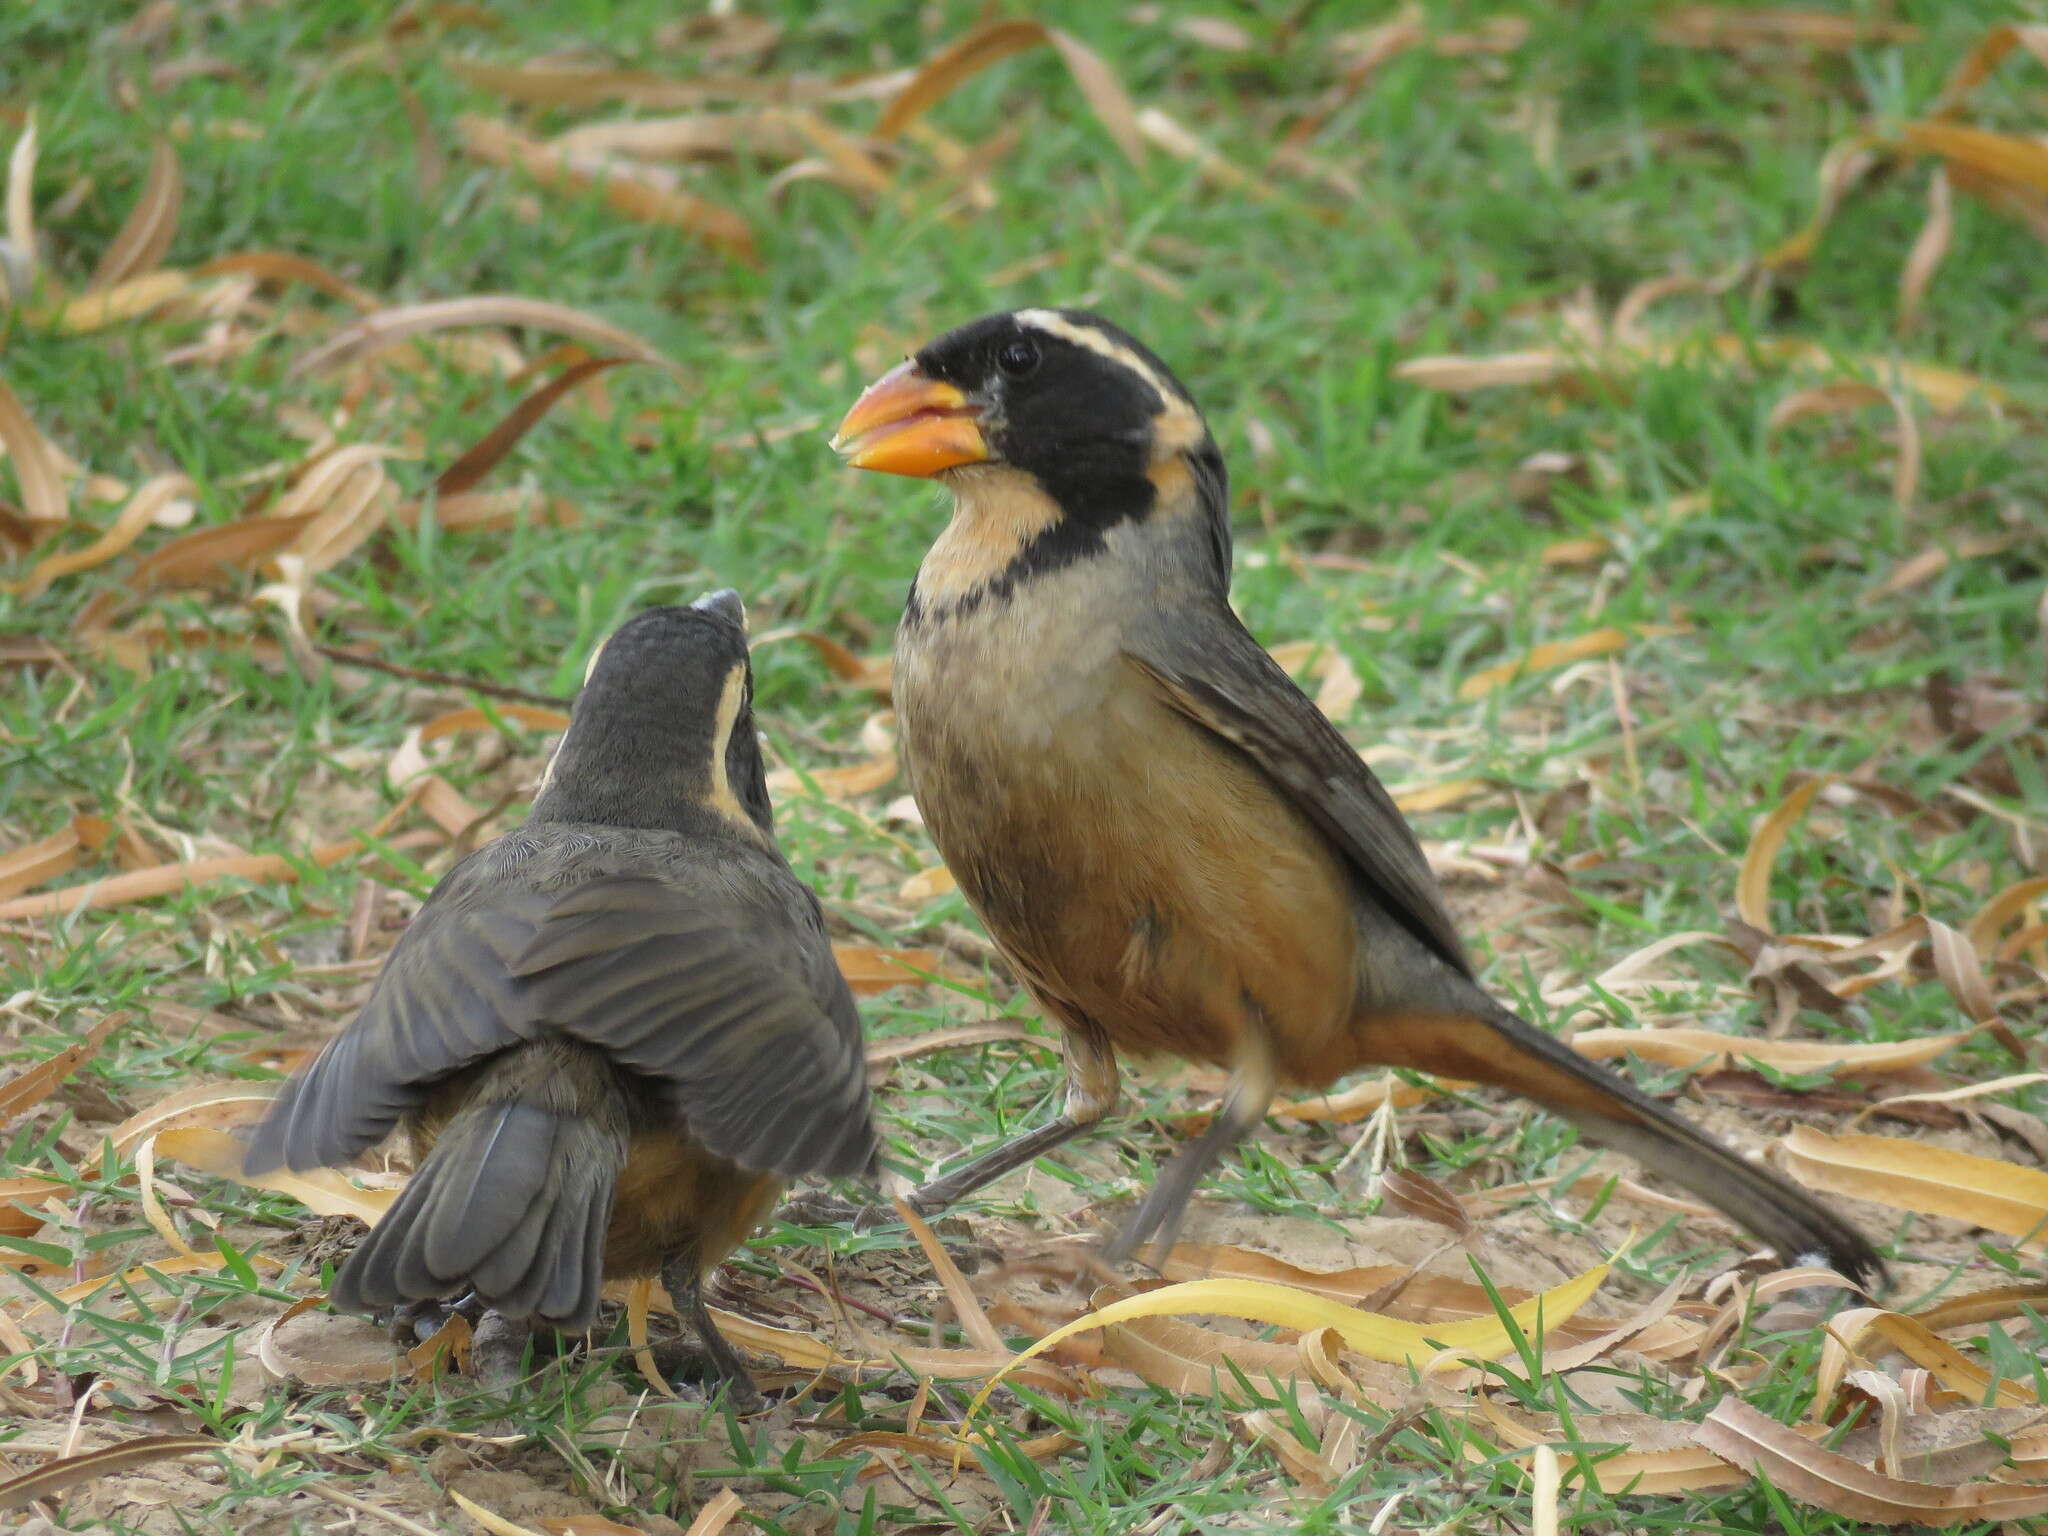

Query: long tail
<box><xmin>1373</xmin><ymin>996</ymin><xmax>1884</xmax><ymax>1284</ymax></box>
<box><xmin>332</xmin><ymin>1051</ymin><xmax>626</xmax><ymax>1332</ymax></box>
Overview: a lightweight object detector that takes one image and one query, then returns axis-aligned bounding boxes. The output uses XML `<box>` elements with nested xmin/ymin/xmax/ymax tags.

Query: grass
<box><xmin>3</xmin><ymin>0</ymin><xmax>2047</xmax><ymax>1532</ymax></box>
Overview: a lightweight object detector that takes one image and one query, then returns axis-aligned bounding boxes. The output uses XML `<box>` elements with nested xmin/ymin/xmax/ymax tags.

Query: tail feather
<box><xmin>1381</xmin><ymin>996</ymin><xmax>1884</xmax><ymax>1284</ymax></box>
<box><xmin>331</xmin><ymin>1075</ymin><xmax>624</xmax><ymax>1332</ymax></box>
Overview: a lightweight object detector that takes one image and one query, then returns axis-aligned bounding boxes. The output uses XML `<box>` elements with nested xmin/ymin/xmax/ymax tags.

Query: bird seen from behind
<box><xmin>246</xmin><ymin>591</ymin><xmax>876</xmax><ymax>1400</ymax></box>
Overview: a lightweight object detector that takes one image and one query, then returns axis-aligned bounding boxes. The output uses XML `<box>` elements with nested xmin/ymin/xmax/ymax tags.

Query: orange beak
<box><xmin>830</xmin><ymin>361</ymin><xmax>988</xmax><ymax>477</ymax></box>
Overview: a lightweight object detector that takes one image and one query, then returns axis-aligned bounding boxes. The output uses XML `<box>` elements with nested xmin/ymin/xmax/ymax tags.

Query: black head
<box><xmin>833</xmin><ymin>309</ymin><xmax>1230</xmax><ymax>593</ymax></box>
<box><xmin>530</xmin><ymin>590</ymin><xmax>774</xmax><ymax>837</ymax></box>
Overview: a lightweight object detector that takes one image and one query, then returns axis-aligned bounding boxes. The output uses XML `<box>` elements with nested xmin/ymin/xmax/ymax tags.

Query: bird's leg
<box><xmin>773</xmin><ymin>1027</ymin><xmax>1121</xmax><ymax>1228</ymax></box>
<box><xmin>1104</xmin><ymin>1026</ymin><xmax>1276</xmax><ymax>1267</ymax></box>
<box><xmin>899</xmin><ymin>1025</ymin><xmax>1120</xmax><ymax>1216</ymax></box>
<box><xmin>659</xmin><ymin>1251</ymin><xmax>763</xmax><ymax>1412</ymax></box>
<box><xmin>387</xmin><ymin>1289</ymin><xmax>487</xmax><ymax>1347</ymax></box>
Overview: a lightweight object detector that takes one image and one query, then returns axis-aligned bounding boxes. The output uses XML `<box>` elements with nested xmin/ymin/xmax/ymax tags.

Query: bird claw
<box><xmin>386</xmin><ymin>1291</ymin><xmax>488</xmax><ymax>1347</ymax></box>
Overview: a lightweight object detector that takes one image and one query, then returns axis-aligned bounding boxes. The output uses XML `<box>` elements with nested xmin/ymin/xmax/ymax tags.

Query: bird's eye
<box><xmin>995</xmin><ymin>338</ymin><xmax>1040</xmax><ymax>377</ymax></box>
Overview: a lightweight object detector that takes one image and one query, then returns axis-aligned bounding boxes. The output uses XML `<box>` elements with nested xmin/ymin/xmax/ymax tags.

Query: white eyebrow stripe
<box><xmin>1014</xmin><ymin>308</ymin><xmax>1181</xmax><ymax>408</ymax></box>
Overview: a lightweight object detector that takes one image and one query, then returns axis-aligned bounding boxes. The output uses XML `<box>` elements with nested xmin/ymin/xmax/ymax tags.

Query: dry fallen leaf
<box><xmin>1459</xmin><ymin>625</ymin><xmax>1690</xmax><ymax>700</ymax></box>
<box><xmin>1699</xmin><ymin>1394</ymin><xmax>2048</xmax><ymax>1524</ymax></box>
<box><xmin>876</xmin><ymin>19</ymin><xmax>1145</xmax><ymax>166</ymax></box>
<box><xmin>0</xmin><ymin>1436</ymin><xmax>222</xmax><ymax>1514</ymax></box>
<box><xmin>86</xmin><ymin>137</ymin><xmax>182</xmax><ymax>293</ymax></box>
<box><xmin>0</xmin><ymin>369</ymin><xmax>68</xmax><ymax>524</ymax></box>
<box><xmin>290</xmin><ymin>294</ymin><xmax>679</xmax><ymax>380</ymax></box>
<box><xmin>455</xmin><ymin>115</ymin><xmax>757</xmax><ymax>261</ymax></box>
<box><xmin>1782</xmin><ymin>1127</ymin><xmax>2048</xmax><ymax>1244</ymax></box>
<box><xmin>0</xmin><ymin>1011</ymin><xmax>130</xmax><ymax>1125</ymax></box>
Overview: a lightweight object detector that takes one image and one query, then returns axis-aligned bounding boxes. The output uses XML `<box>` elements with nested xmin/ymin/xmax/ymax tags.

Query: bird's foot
<box><xmin>386</xmin><ymin>1291</ymin><xmax>488</xmax><ymax>1348</ymax></box>
<box><xmin>470</xmin><ymin>1310</ymin><xmax>535</xmax><ymax>1393</ymax></box>
<box><xmin>648</xmin><ymin>1338</ymin><xmax>764</xmax><ymax>1413</ymax></box>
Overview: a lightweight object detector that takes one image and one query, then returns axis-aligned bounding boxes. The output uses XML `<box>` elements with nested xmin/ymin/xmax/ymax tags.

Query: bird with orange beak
<box><xmin>830</xmin><ymin>308</ymin><xmax>1880</xmax><ymax>1280</ymax></box>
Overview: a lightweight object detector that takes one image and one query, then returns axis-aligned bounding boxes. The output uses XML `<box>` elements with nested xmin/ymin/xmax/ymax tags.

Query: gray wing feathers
<box><xmin>248</xmin><ymin>838</ymin><xmax>875</xmax><ymax>1184</ymax></box>
<box><xmin>1126</xmin><ymin>611</ymin><xmax>1472</xmax><ymax>977</ymax></box>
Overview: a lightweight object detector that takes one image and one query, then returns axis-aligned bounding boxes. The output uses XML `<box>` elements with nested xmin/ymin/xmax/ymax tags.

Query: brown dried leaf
<box><xmin>0</xmin><ymin>818</ymin><xmax>95</xmax><ymax>899</ymax></box>
<box><xmin>0</xmin><ymin>370</ymin><xmax>68</xmax><ymax>524</ymax></box>
<box><xmin>1378</xmin><ymin>1168</ymin><xmax>1473</xmax><ymax>1238</ymax></box>
<box><xmin>554</xmin><ymin>111</ymin><xmax>809</xmax><ymax>163</ymax></box>
<box><xmin>0</xmin><ymin>1175</ymin><xmax>66</xmax><ymax>1238</ymax></box>
<box><xmin>258</xmin><ymin>1298</ymin><xmax>402</xmax><ymax>1387</ymax></box>
<box><xmin>1768</xmin><ymin>382</ymin><xmax>1919</xmax><ymax>513</ymax></box>
<box><xmin>0</xmin><ymin>831</ymin><xmax>370</xmax><ymax>921</ymax></box>
<box><xmin>1931</xmin><ymin>24</ymin><xmax>2048</xmax><ymax>118</ymax></box>
<box><xmin>0</xmin><ymin>1011</ymin><xmax>128</xmax><ymax>1125</ymax></box>
<box><xmin>752</xmin><ymin>628</ymin><xmax>893</xmax><ymax>692</ymax></box>
<box><xmin>1698</xmin><ymin>1394</ymin><xmax>2048</xmax><ymax>1524</ymax></box>
<box><xmin>455</xmin><ymin>115</ymin><xmax>756</xmax><ymax>259</ymax></box>
<box><xmin>86</xmin><ymin>138</ymin><xmax>182</xmax><ymax>292</ymax></box>
<box><xmin>1481</xmin><ymin>1403</ymin><xmax>1746</xmax><ymax>1496</ymax></box>
<box><xmin>436</xmin><ymin>356</ymin><xmax>632</xmax><ymax>497</ymax></box>
<box><xmin>129</xmin><ymin>512</ymin><xmax>316</xmax><ymax>591</ymax></box>
<box><xmin>876</xmin><ymin>20</ymin><xmax>1145</xmax><ymax>166</ymax></box>
<box><xmin>417</xmin><ymin>703</ymin><xmax>572</xmax><ymax>743</ymax></box>
<box><xmin>291</xmin><ymin>294</ymin><xmax>678</xmax><ymax>381</ymax></box>
<box><xmin>0</xmin><ymin>1436</ymin><xmax>221</xmax><ymax>1514</ymax></box>
<box><xmin>447</xmin><ymin>57</ymin><xmax>876</xmax><ymax>110</ymax></box>
<box><xmin>7</xmin><ymin>474</ymin><xmax>196</xmax><ymax>598</ymax></box>
<box><xmin>1781</xmin><ymin>1127</ymin><xmax>2048</xmax><ymax>1245</ymax></box>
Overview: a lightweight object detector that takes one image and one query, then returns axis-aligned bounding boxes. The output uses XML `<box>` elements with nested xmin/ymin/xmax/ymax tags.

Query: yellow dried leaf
<box><xmin>1736</xmin><ymin>772</ymin><xmax>1833</xmax><ymax>932</ymax></box>
<box><xmin>0</xmin><ymin>1011</ymin><xmax>128</xmax><ymax>1125</ymax></box>
<box><xmin>155</xmin><ymin>1125</ymin><xmax>399</xmax><ymax>1226</ymax></box>
<box><xmin>832</xmin><ymin>944</ymin><xmax>969</xmax><ymax>994</ymax></box>
<box><xmin>767</xmin><ymin>754</ymin><xmax>898</xmax><ymax>801</ymax></box>
<box><xmin>1459</xmin><ymin>625</ymin><xmax>1689</xmax><ymax>700</ymax></box>
<box><xmin>29</xmin><ymin>270</ymin><xmax>191</xmax><ymax>333</ymax></box>
<box><xmin>0</xmin><ymin>370</ymin><xmax>67</xmax><ymax>523</ymax></box>
<box><xmin>86</xmin><ymin>138</ymin><xmax>182</xmax><ymax>292</ymax></box>
<box><xmin>450</xmin><ymin>1489</ymin><xmax>549</xmax><ymax>1536</ymax></box>
<box><xmin>898</xmin><ymin>864</ymin><xmax>956</xmax><ymax>902</ymax></box>
<box><xmin>968</xmin><ymin>1256</ymin><xmax>1615</xmax><ymax>1415</ymax></box>
<box><xmin>1780</xmin><ymin>1126</ymin><xmax>2048</xmax><ymax>1246</ymax></box>
<box><xmin>7</xmin><ymin>474</ymin><xmax>196</xmax><ymax>598</ymax></box>
<box><xmin>1569</xmin><ymin>1025</ymin><xmax>1972</xmax><ymax>1076</ymax></box>
<box><xmin>455</xmin><ymin>115</ymin><xmax>757</xmax><ymax>260</ymax></box>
